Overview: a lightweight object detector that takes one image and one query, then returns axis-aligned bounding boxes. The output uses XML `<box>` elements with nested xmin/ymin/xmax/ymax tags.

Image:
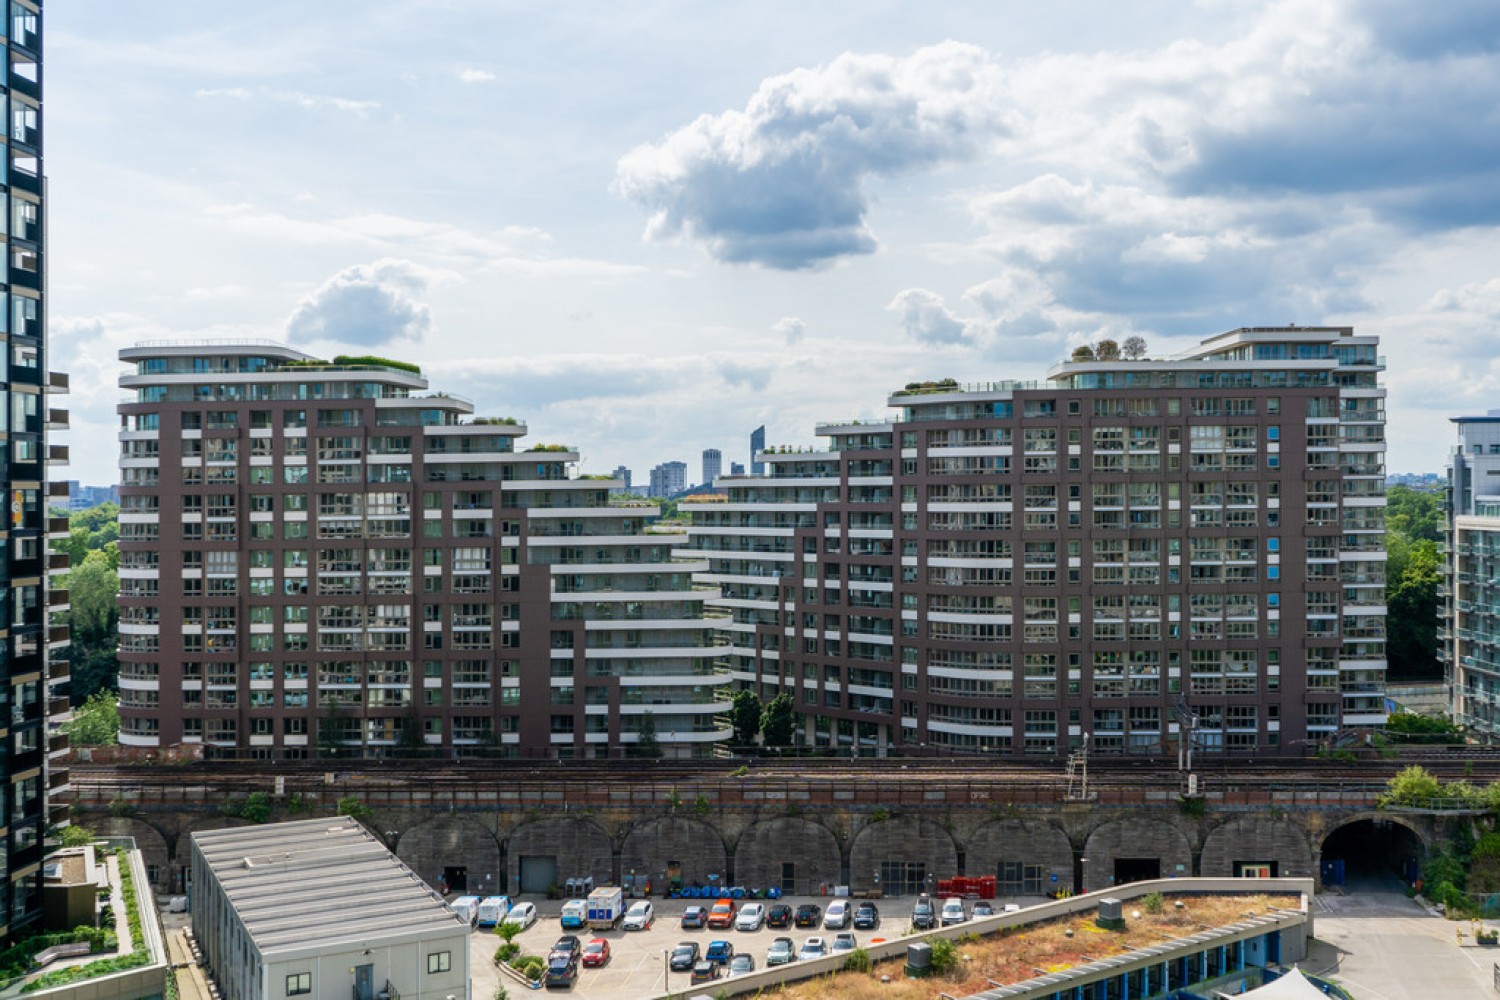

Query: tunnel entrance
<box><xmin>1114</xmin><ymin>858</ymin><xmax>1161</xmax><ymax>885</ymax></box>
<box><xmin>1321</xmin><ymin>819</ymin><xmax>1425</xmax><ymax>892</ymax></box>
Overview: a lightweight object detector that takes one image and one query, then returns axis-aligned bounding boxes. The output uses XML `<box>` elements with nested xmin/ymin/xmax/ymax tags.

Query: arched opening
<box><xmin>1321</xmin><ymin>818</ymin><xmax>1426</xmax><ymax>891</ymax></box>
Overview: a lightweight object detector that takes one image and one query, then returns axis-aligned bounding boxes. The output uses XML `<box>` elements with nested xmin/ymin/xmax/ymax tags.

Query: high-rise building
<box><xmin>702</xmin><ymin>449</ymin><xmax>722</xmax><ymax>487</ymax></box>
<box><xmin>116</xmin><ymin>343</ymin><xmax>727</xmax><ymax>759</ymax></box>
<box><xmin>1445</xmin><ymin>412</ymin><xmax>1500</xmax><ymax>736</ymax></box>
<box><xmin>730</xmin><ymin>462</ymin><xmax>745</xmax><ymax>476</ymax></box>
<box><xmin>612</xmin><ymin>465</ymin><xmax>631</xmax><ymax>490</ymax></box>
<box><xmin>750</xmin><ymin>426</ymin><xmax>766</xmax><ymax>475</ymax></box>
<box><xmin>648</xmin><ymin>461</ymin><xmax>687</xmax><ymax>498</ymax></box>
<box><xmin>685</xmin><ymin>327</ymin><xmax>1386</xmax><ymax>757</ymax></box>
<box><xmin>4</xmin><ymin>0</ymin><xmax>71</xmax><ymax>942</ymax></box>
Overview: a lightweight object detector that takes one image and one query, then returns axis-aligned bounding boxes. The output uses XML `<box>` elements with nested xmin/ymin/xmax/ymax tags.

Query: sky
<box><xmin>45</xmin><ymin>0</ymin><xmax>1500</xmax><ymax>488</ymax></box>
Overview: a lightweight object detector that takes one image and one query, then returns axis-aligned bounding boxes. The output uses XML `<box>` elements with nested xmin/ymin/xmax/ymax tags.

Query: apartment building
<box><xmin>1445</xmin><ymin>412</ymin><xmax>1500</xmax><ymax>737</ymax></box>
<box><xmin>684</xmin><ymin>327</ymin><xmax>1386</xmax><ymax>757</ymax></box>
<box><xmin>116</xmin><ymin>342</ymin><xmax>727</xmax><ymax>759</ymax></box>
<box><xmin>3</xmin><ymin>0</ymin><xmax>72</xmax><ymax>943</ymax></box>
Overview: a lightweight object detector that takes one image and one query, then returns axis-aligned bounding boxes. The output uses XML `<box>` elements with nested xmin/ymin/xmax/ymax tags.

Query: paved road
<box><xmin>1309</xmin><ymin>879</ymin><xmax>1498</xmax><ymax>1000</ymax></box>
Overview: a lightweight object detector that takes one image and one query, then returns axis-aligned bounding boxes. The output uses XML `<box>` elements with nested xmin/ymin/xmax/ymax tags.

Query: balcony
<box><xmin>47</xmin><ymin>371</ymin><xmax>69</xmax><ymax>393</ymax></box>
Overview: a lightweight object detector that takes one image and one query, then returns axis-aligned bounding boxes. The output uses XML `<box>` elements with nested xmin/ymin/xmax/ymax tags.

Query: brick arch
<box><xmin>506</xmin><ymin>816</ymin><xmax>614</xmax><ymax>892</ymax></box>
<box><xmin>620</xmin><ymin>816</ymin><xmax>727</xmax><ymax>890</ymax></box>
<box><xmin>395</xmin><ymin>815</ymin><xmax>503</xmax><ymax>896</ymax></box>
<box><xmin>97</xmin><ymin>816</ymin><xmax>174</xmax><ymax>892</ymax></box>
<box><xmin>733</xmin><ymin>818</ymin><xmax>840</xmax><ymax>895</ymax></box>
<box><xmin>966</xmin><ymin>818</ymin><xmax>1075</xmax><ymax>893</ymax></box>
<box><xmin>850</xmin><ymin>816</ymin><xmax>957</xmax><ymax>896</ymax></box>
<box><xmin>1083</xmin><ymin>817</ymin><xmax>1192</xmax><ymax>891</ymax></box>
<box><xmin>1200</xmin><ymin>816</ymin><xmax>1314</xmax><ymax>878</ymax></box>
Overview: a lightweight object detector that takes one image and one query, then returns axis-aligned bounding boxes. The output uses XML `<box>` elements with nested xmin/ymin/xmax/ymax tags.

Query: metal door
<box><xmin>354</xmin><ymin>964</ymin><xmax>373</xmax><ymax>1000</ymax></box>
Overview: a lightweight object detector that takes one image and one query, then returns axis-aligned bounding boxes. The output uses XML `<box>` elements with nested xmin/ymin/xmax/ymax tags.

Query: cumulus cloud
<box><xmin>772</xmin><ymin>317</ymin><xmax>806</xmax><ymax>344</ymax></box>
<box><xmin>616</xmin><ymin>42</ymin><xmax>1010</xmax><ymax>270</ymax></box>
<box><xmin>285</xmin><ymin>259</ymin><xmax>445</xmax><ymax>347</ymax></box>
<box><xmin>887</xmin><ymin>289</ymin><xmax>976</xmax><ymax>346</ymax></box>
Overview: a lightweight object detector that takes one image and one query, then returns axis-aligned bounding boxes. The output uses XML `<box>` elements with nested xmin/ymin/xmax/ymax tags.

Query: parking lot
<box><xmin>465</xmin><ymin>890</ymin><xmax>967</xmax><ymax>999</ymax></box>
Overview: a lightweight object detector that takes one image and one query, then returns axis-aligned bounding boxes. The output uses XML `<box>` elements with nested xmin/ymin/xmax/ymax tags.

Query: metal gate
<box><xmin>998</xmin><ymin>861</ymin><xmax>1044</xmax><ymax>896</ymax></box>
<box><xmin>519</xmin><ymin>855</ymin><xmax>558</xmax><ymax>894</ymax></box>
<box><xmin>878</xmin><ymin>861</ymin><xmax>926</xmax><ymax>897</ymax></box>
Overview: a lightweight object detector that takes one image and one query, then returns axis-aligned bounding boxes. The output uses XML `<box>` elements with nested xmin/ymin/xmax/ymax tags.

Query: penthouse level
<box><xmin>684</xmin><ymin>326</ymin><xmax>1386</xmax><ymax>759</ymax></box>
<box><xmin>116</xmin><ymin>341</ymin><xmax>728</xmax><ymax>760</ymax></box>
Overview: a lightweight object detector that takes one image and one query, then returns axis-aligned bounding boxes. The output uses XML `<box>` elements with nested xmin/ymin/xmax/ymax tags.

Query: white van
<box><xmin>449</xmin><ymin>895</ymin><xmax>481</xmax><ymax>927</ymax></box>
<box><xmin>477</xmin><ymin>896</ymin><xmax>511</xmax><ymax>927</ymax></box>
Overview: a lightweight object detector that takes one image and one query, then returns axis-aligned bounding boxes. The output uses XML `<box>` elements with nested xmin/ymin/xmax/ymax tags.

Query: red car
<box><xmin>707</xmin><ymin>900</ymin><xmax>737</xmax><ymax>929</ymax></box>
<box><xmin>581</xmin><ymin>938</ymin><xmax>610</xmax><ymax>968</ymax></box>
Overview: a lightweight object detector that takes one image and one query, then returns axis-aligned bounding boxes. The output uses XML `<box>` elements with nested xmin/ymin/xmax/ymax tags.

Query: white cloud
<box><xmin>458</xmin><ymin>68</ymin><xmax>495</xmax><ymax>83</ymax></box>
<box><xmin>616</xmin><ymin>41</ymin><xmax>1012</xmax><ymax>270</ymax></box>
<box><xmin>887</xmin><ymin>289</ymin><xmax>976</xmax><ymax>346</ymax></box>
<box><xmin>285</xmin><ymin>259</ymin><xmax>442</xmax><ymax>347</ymax></box>
<box><xmin>773</xmin><ymin>317</ymin><xmax>806</xmax><ymax>344</ymax></box>
<box><xmin>195</xmin><ymin>85</ymin><xmax>379</xmax><ymax>116</ymax></box>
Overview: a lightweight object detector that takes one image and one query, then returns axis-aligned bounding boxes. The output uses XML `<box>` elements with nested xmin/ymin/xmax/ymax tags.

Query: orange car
<box><xmin>706</xmin><ymin>900</ymin><xmax>737</xmax><ymax>929</ymax></box>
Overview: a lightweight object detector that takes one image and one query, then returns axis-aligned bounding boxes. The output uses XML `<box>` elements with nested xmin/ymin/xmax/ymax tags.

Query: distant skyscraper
<box><xmin>612</xmin><ymin>465</ymin><xmax>631</xmax><ymax>490</ymax></box>
<box><xmin>702</xmin><ymin>449</ymin><xmax>722</xmax><ymax>486</ymax></box>
<box><xmin>649</xmin><ymin>461</ymin><xmax>687</xmax><ymax>497</ymax></box>
<box><xmin>750</xmin><ymin>425</ymin><xmax>766</xmax><ymax>474</ymax></box>
<box><xmin>730</xmin><ymin>462</ymin><xmax>745</xmax><ymax>476</ymax></box>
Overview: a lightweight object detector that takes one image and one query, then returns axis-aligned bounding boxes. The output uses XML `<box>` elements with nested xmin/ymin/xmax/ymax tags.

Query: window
<box><xmin>427</xmin><ymin>950</ymin><xmax>452</xmax><ymax>973</ymax></box>
<box><xmin>287</xmin><ymin>973</ymin><xmax>312</xmax><ymax>996</ymax></box>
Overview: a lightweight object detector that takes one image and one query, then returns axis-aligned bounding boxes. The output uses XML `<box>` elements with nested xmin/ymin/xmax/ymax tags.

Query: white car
<box><xmin>940</xmin><ymin>898</ymin><xmax>967</xmax><ymax>926</ymax></box>
<box><xmin>822</xmin><ymin>900</ymin><xmax>850</xmax><ymax>930</ymax></box>
<box><xmin>501</xmin><ymin>901</ymin><xmax>537</xmax><ymax>930</ymax></box>
<box><xmin>735</xmin><ymin>902</ymin><xmax>766</xmax><ymax>931</ymax></box>
<box><xmin>623</xmin><ymin>900</ymin><xmax>655</xmax><ymax>930</ymax></box>
<box><xmin>798</xmin><ymin>936</ymin><xmax>828</xmax><ymax>961</ymax></box>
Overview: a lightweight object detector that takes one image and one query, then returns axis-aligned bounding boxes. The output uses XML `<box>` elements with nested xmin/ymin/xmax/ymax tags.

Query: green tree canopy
<box><xmin>66</xmin><ymin>691</ymin><xmax>119</xmax><ymax>747</ymax></box>
<box><xmin>65</xmin><ymin>549</ymin><xmax>120</xmax><ymax>699</ymax></box>
<box><xmin>760</xmin><ymin>693</ymin><xmax>796</xmax><ymax>747</ymax></box>
<box><xmin>632</xmin><ymin>711</ymin><xmax>662</xmax><ymax>758</ymax></box>
<box><xmin>729</xmin><ymin>689</ymin><xmax>762</xmax><ymax>748</ymax></box>
<box><xmin>1386</xmin><ymin>485</ymin><xmax>1442</xmax><ymax>543</ymax></box>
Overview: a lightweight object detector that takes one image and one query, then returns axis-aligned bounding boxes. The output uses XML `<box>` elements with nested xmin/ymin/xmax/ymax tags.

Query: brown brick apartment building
<box><xmin>684</xmin><ymin>327</ymin><xmax>1386</xmax><ymax>757</ymax></box>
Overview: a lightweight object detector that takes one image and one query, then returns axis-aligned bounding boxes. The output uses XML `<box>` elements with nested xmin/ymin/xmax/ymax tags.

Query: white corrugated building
<box><xmin>189</xmin><ymin>816</ymin><xmax>469</xmax><ymax>1000</ymax></box>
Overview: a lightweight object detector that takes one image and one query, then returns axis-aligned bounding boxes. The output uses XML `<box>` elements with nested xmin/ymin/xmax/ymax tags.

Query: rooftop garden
<box><xmin>277</xmin><ymin>354</ymin><xmax>422</xmax><ymax>374</ymax></box>
<box><xmin>767</xmin><ymin>892</ymin><xmax>1298</xmax><ymax>999</ymax></box>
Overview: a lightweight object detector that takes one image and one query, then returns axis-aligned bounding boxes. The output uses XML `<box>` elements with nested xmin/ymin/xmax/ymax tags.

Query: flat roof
<box><xmin>192</xmin><ymin>816</ymin><xmax>465</xmax><ymax>956</ymax></box>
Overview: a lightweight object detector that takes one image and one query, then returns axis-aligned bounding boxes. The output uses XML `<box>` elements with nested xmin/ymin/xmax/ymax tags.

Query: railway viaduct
<box><xmin>69</xmin><ymin>759</ymin><xmax>1475</xmax><ymax>901</ymax></box>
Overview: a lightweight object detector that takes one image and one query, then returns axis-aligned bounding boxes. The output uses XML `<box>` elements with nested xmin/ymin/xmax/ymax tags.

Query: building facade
<box><xmin>685</xmin><ymin>327</ymin><xmax>1386</xmax><ymax>757</ymax></box>
<box><xmin>702</xmin><ymin>448</ymin><xmax>722</xmax><ymax>487</ymax></box>
<box><xmin>1444</xmin><ymin>413</ymin><xmax>1500</xmax><ymax>737</ymax></box>
<box><xmin>750</xmin><ymin>425</ymin><xmax>766</xmax><ymax>475</ymax></box>
<box><xmin>3</xmin><ymin>0</ymin><xmax>71</xmax><ymax>943</ymax></box>
<box><xmin>648</xmin><ymin>460</ymin><xmax>686</xmax><ymax>498</ymax></box>
<box><xmin>116</xmin><ymin>342</ymin><xmax>727</xmax><ymax>758</ymax></box>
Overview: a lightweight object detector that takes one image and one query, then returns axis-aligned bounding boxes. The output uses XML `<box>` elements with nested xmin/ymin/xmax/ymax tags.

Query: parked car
<box><xmin>798</xmin><ymin>936</ymin><xmax>829</xmax><ymax>961</ymax></box>
<box><xmin>831</xmin><ymin>932</ymin><xmax>858</xmax><ymax>953</ymax></box>
<box><xmin>736</xmin><ymin>902</ymin><xmax>766</xmax><ymax>931</ymax></box>
<box><xmin>549</xmin><ymin>935</ymin><xmax>583</xmax><ymax>962</ymax></box>
<box><xmin>728</xmin><ymin>953</ymin><xmax>757</xmax><ymax>975</ymax></box>
<box><xmin>707</xmin><ymin>900</ymin><xmax>737</xmax><ymax>929</ymax></box>
<box><xmin>853</xmin><ymin>902</ymin><xmax>881</xmax><ymax>929</ymax></box>
<box><xmin>502</xmin><ymin>901</ymin><xmax>538</xmax><ymax>930</ymax></box>
<box><xmin>669</xmin><ymin>941</ymin><xmax>700</xmax><ymax>972</ymax></box>
<box><xmin>1003</xmin><ymin>903</ymin><xmax>1022</xmax><ymax>913</ymax></box>
<box><xmin>766</xmin><ymin>903</ymin><xmax>794</xmax><ymax>929</ymax></box>
<box><xmin>681</xmin><ymin>905</ymin><xmax>709</xmax><ymax>929</ymax></box>
<box><xmin>622</xmin><ymin>900</ymin><xmax>654</xmax><ymax>930</ymax></box>
<box><xmin>823</xmin><ymin>900</ymin><xmax>850</xmax><ymax>930</ymax></box>
<box><xmin>705</xmin><ymin>939</ymin><xmax>735</xmax><ymax>965</ymax></box>
<box><xmin>559</xmin><ymin>899</ymin><xmax>587</xmax><ymax>929</ymax></box>
<box><xmin>766</xmin><ymin>936</ymin><xmax>797</xmax><ymax>966</ymax></box>
<box><xmin>911</xmin><ymin>895</ymin><xmax>936</xmax><ymax>930</ymax></box>
<box><xmin>973</xmin><ymin>901</ymin><xmax>995</xmax><ymax>918</ymax></box>
<box><xmin>690</xmin><ymin>960</ymin><xmax>721</xmax><ymax>985</ymax></box>
<box><xmin>581</xmin><ymin>938</ymin><xmax>610</xmax><ymax>968</ymax></box>
<box><xmin>940</xmin><ymin>898</ymin><xmax>967</xmax><ymax>926</ymax></box>
<box><xmin>794</xmin><ymin>903</ymin><xmax>822</xmax><ymax>928</ymax></box>
<box><xmin>543</xmin><ymin>953</ymin><xmax>579</xmax><ymax>989</ymax></box>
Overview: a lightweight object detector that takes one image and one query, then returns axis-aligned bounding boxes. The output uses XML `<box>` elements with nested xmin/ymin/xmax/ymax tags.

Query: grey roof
<box><xmin>193</xmin><ymin>816</ymin><xmax>465</xmax><ymax>956</ymax></box>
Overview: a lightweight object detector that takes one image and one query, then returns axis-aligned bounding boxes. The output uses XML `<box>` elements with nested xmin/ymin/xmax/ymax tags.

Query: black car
<box><xmin>911</xmin><ymin>897</ymin><xmax>936</xmax><ymax>930</ymax></box>
<box><xmin>669</xmin><ymin>941</ymin><xmax>700</xmax><ymax>972</ymax></box>
<box><xmin>681</xmin><ymin>905</ymin><xmax>709</xmax><ymax>929</ymax></box>
<box><xmin>543</xmin><ymin>953</ymin><xmax>579</xmax><ymax>989</ymax></box>
<box><xmin>853</xmin><ymin>902</ymin><xmax>881</xmax><ymax>929</ymax></box>
<box><xmin>973</xmin><ymin>901</ymin><xmax>995</xmax><ymax>918</ymax></box>
<box><xmin>793</xmin><ymin>903</ymin><xmax>822</xmax><ymax>928</ymax></box>
<box><xmin>549</xmin><ymin>935</ymin><xmax>582</xmax><ymax>961</ymax></box>
<box><xmin>766</xmin><ymin>903</ymin><xmax>793</xmax><ymax>929</ymax></box>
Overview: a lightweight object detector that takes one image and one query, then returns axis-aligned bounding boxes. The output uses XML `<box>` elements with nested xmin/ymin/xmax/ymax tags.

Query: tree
<box><xmin>66</xmin><ymin>549</ymin><xmax>120</xmax><ymax>699</ymax></box>
<box><xmin>1387</xmin><ymin>485</ymin><xmax>1442</xmax><ymax>543</ymax></box>
<box><xmin>66</xmin><ymin>690</ymin><xmax>119</xmax><ymax>746</ymax></box>
<box><xmin>1386</xmin><ymin>487</ymin><xmax>1442</xmax><ymax>681</ymax></box>
<box><xmin>1121</xmin><ymin>336</ymin><xmax>1148</xmax><ymax>360</ymax></box>
<box><xmin>632</xmin><ymin>711</ymin><xmax>662</xmax><ymax>758</ymax></box>
<box><xmin>730</xmin><ymin>689</ymin><xmax>762</xmax><ymax>749</ymax></box>
<box><xmin>396</xmin><ymin>708</ymin><xmax>426</xmax><ymax>755</ymax></box>
<box><xmin>1092</xmin><ymin>338</ymin><xmax>1121</xmax><ymax>360</ymax></box>
<box><xmin>52</xmin><ymin>502</ymin><xmax>119</xmax><ymax>568</ymax></box>
<box><xmin>1069</xmin><ymin>345</ymin><xmax>1096</xmax><ymax>362</ymax></box>
<box><xmin>760</xmin><ymin>693</ymin><xmax>796</xmax><ymax>747</ymax></box>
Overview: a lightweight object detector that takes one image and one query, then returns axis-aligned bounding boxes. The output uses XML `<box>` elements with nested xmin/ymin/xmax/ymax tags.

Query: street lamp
<box><xmin>662</xmin><ymin>947</ymin><xmax>671</xmax><ymax>999</ymax></box>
